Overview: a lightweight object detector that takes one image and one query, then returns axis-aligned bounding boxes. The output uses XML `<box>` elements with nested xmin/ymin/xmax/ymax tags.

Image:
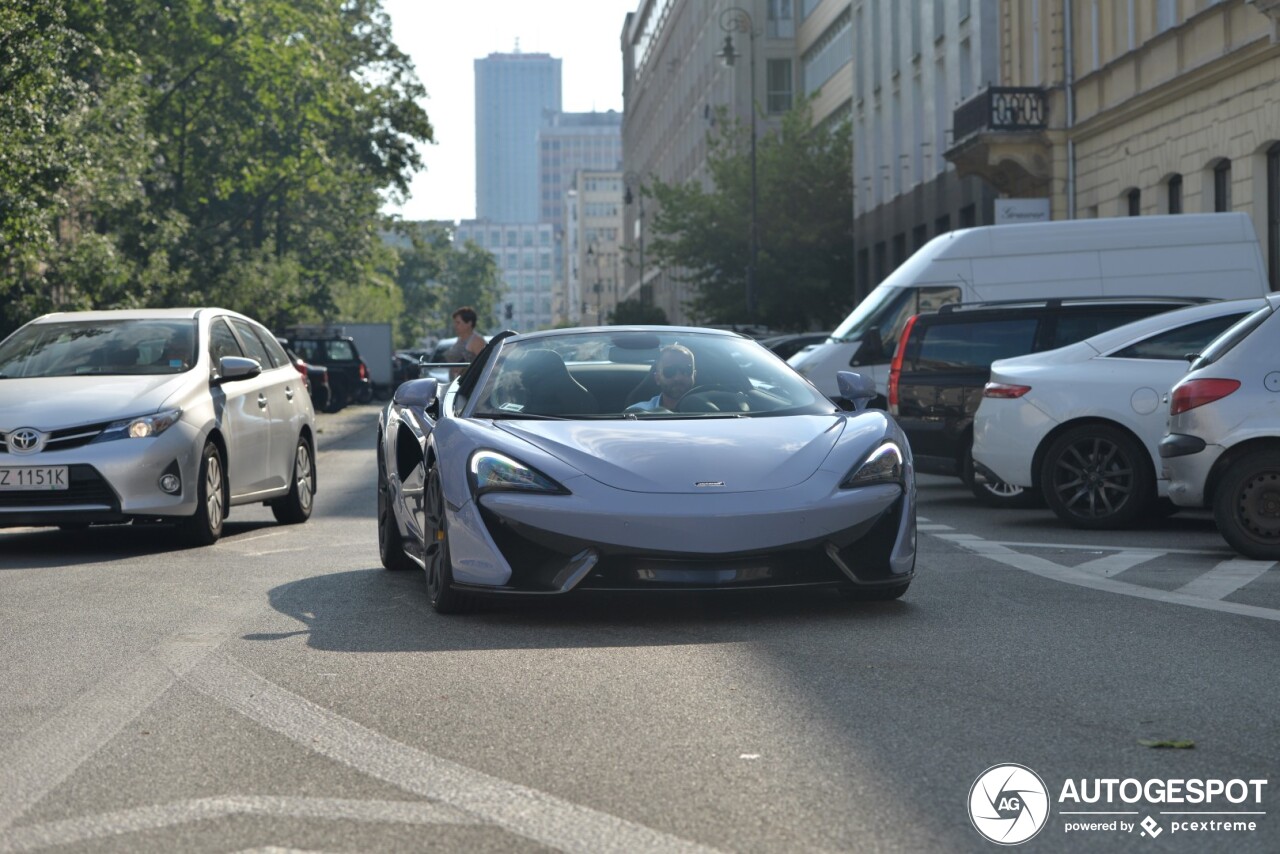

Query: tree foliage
<box><xmin>387</xmin><ymin>222</ymin><xmax>504</xmax><ymax>346</ymax></box>
<box><xmin>646</xmin><ymin>101</ymin><xmax>853</xmax><ymax>332</ymax></box>
<box><xmin>0</xmin><ymin>0</ymin><xmax>434</xmax><ymax>338</ymax></box>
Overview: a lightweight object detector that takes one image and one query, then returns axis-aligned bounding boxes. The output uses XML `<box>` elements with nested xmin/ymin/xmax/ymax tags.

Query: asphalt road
<box><xmin>0</xmin><ymin>405</ymin><xmax>1275</xmax><ymax>853</ymax></box>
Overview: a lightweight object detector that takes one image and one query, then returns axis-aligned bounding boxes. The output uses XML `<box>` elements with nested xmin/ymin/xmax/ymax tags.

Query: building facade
<box><xmin>454</xmin><ymin>220</ymin><xmax>557</xmax><ymax>333</ymax></box>
<box><xmin>621</xmin><ymin>0</ymin><xmax>796</xmax><ymax>324</ymax></box>
<box><xmin>851</xmin><ymin>0</ymin><xmax>1001</xmax><ymax>303</ymax></box>
<box><xmin>951</xmin><ymin>0</ymin><xmax>1280</xmax><ymax>290</ymax></box>
<box><xmin>562</xmin><ymin>171</ymin><xmax>626</xmax><ymax>326</ymax></box>
<box><xmin>538</xmin><ymin>111</ymin><xmax>624</xmax><ymax>228</ymax></box>
<box><xmin>475</xmin><ymin>52</ymin><xmax>562</xmax><ymax>223</ymax></box>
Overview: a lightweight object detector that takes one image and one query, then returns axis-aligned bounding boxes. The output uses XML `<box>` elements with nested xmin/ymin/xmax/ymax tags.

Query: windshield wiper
<box><xmin>480</xmin><ymin>411</ymin><xmax>567</xmax><ymax>421</ymax></box>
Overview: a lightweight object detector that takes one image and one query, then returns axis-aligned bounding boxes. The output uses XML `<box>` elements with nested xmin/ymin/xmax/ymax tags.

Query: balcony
<box><xmin>945</xmin><ymin>87</ymin><xmax>1052</xmax><ymax>196</ymax></box>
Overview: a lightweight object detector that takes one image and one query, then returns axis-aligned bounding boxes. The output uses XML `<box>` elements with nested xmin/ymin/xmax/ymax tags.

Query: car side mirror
<box><xmin>215</xmin><ymin>356</ymin><xmax>262</xmax><ymax>384</ymax></box>
<box><xmin>1183</xmin><ymin>353</ymin><xmax>1200</xmax><ymax>364</ymax></box>
<box><xmin>836</xmin><ymin>370</ymin><xmax>877</xmax><ymax>412</ymax></box>
<box><xmin>851</xmin><ymin>329</ymin><xmax>883</xmax><ymax>366</ymax></box>
<box><xmin>393</xmin><ymin>377</ymin><xmax>441</xmax><ymax>416</ymax></box>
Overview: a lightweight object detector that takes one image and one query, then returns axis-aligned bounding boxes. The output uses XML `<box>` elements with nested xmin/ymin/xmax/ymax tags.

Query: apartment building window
<box><xmin>936</xmin><ymin>214</ymin><xmax>951</xmax><ymax>235</ymax></box>
<box><xmin>855</xmin><ymin>7</ymin><xmax>864</xmax><ymax>99</ymax></box>
<box><xmin>871</xmin><ymin>3</ymin><xmax>881</xmax><ymax>90</ymax></box>
<box><xmin>1213</xmin><ymin>160</ymin><xmax>1232</xmax><ymax>212</ymax></box>
<box><xmin>1269</xmin><ymin>143</ymin><xmax>1280</xmax><ymax>290</ymax></box>
<box><xmin>800</xmin><ymin>0</ymin><xmax>821</xmax><ymax>22</ymax></box>
<box><xmin>767</xmin><ymin>0</ymin><xmax>794</xmax><ymax>38</ymax></box>
<box><xmin>1157</xmin><ymin>0</ymin><xmax>1177</xmax><ymax>32</ymax></box>
<box><xmin>1126</xmin><ymin>188</ymin><xmax>1141</xmax><ymax>216</ymax></box>
<box><xmin>874</xmin><ymin>242</ymin><xmax>888</xmax><ymax>283</ymax></box>
<box><xmin>959</xmin><ymin>0</ymin><xmax>971</xmax><ymax>22</ymax></box>
<box><xmin>1167</xmin><ymin>174</ymin><xmax>1183</xmax><ymax>214</ymax></box>
<box><xmin>959</xmin><ymin>39</ymin><xmax>972</xmax><ymax>99</ymax></box>
<box><xmin>911</xmin><ymin>3</ymin><xmax>921</xmax><ymax>58</ymax></box>
<box><xmin>934</xmin><ymin>2</ymin><xmax>945</xmax><ymax>41</ymax></box>
<box><xmin>893</xmin><ymin>233</ymin><xmax>907</xmax><ymax>267</ymax></box>
<box><xmin>960</xmin><ymin>204</ymin><xmax>976</xmax><ymax>229</ymax></box>
<box><xmin>767</xmin><ymin>60</ymin><xmax>793</xmax><ymax>113</ymax></box>
<box><xmin>891</xmin><ymin>2</ymin><xmax>900</xmax><ymax>69</ymax></box>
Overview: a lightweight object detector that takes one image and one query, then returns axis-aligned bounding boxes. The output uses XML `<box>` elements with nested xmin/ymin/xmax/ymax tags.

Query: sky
<box><xmin>380</xmin><ymin>0</ymin><xmax>641</xmax><ymax>223</ymax></box>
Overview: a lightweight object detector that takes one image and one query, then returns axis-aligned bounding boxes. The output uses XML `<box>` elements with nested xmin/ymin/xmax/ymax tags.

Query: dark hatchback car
<box><xmin>889</xmin><ymin>297</ymin><xmax>1203</xmax><ymax>506</ymax></box>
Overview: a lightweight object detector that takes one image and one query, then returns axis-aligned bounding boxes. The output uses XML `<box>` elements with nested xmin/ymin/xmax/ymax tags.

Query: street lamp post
<box><xmin>717</xmin><ymin>6</ymin><xmax>758</xmax><ymax>323</ymax></box>
<box><xmin>623</xmin><ymin>170</ymin><xmax>646</xmax><ymax>306</ymax></box>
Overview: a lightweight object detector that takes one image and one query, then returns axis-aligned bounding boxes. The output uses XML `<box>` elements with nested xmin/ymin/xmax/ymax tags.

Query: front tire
<box><xmin>1213</xmin><ymin>449</ymin><xmax>1280</xmax><ymax>560</ymax></box>
<box><xmin>271</xmin><ymin>438</ymin><xmax>315</xmax><ymax>524</ymax></box>
<box><xmin>1040</xmin><ymin>424</ymin><xmax>1153</xmax><ymax>529</ymax></box>
<box><xmin>378</xmin><ymin>474</ymin><xmax>416</xmax><ymax>571</ymax></box>
<box><xmin>178</xmin><ymin>441</ymin><xmax>225</xmax><ymax>546</ymax></box>
<box><xmin>423</xmin><ymin>466</ymin><xmax>472</xmax><ymax>613</ymax></box>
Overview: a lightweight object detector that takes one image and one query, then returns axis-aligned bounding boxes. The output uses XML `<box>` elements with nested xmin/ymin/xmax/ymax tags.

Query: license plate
<box><xmin>0</xmin><ymin>466</ymin><xmax>69</xmax><ymax>491</ymax></box>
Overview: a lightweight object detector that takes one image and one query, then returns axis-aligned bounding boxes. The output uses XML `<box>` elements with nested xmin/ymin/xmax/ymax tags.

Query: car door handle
<box><xmin>257</xmin><ymin>393</ymin><xmax>268</xmax><ymax>409</ymax></box>
<box><xmin>285</xmin><ymin>387</ymin><xmax>295</xmax><ymax>400</ymax></box>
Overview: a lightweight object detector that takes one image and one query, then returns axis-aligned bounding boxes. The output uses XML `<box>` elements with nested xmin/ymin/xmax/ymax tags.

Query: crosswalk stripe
<box><xmin>1174</xmin><ymin>559</ymin><xmax>1276</xmax><ymax>600</ymax></box>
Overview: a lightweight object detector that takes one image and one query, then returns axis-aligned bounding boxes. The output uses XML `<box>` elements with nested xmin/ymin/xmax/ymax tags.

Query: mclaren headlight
<box><xmin>94</xmin><ymin>408</ymin><xmax>183</xmax><ymax>442</ymax></box>
<box><xmin>469</xmin><ymin>449</ymin><xmax>568</xmax><ymax>496</ymax></box>
<box><xmin>842</xmin><ymin>442</ymin><xmax>904</xmax><ymax>488</ymax></box>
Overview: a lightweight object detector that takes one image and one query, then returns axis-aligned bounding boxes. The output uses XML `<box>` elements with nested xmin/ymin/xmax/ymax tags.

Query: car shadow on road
<box><xmin>245</xmin><ymin>567</ymin><xmax>921</xmax><ymax>653</ymax></box>
<box><xmin>0</xmin><ymin>520</ymin><xmax>282</xmax><ymax>570</ymax></box>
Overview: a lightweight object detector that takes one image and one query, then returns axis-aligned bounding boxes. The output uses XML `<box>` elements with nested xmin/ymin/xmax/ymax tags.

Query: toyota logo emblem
<box><xmin>8</xmin><ymin>428</ymin><xmax>45</xmax><ymax>455</ymax></box>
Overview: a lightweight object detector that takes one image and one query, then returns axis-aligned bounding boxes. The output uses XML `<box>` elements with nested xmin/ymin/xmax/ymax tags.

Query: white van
<box><xmin>790</xmin><ymin>212</ymin><xmax>1271</xmax><ymax>401</ymax></box>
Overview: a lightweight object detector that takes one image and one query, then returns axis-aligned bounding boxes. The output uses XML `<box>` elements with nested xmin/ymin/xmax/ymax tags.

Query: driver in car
<box><xmin>625</xmin><ymin>344</ymin><xmax>696</xmax><ymax>413</ymax></box>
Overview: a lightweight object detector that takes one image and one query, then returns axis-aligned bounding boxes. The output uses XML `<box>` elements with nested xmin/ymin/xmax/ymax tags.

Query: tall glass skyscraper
<box><xmin>474</xmin><ymin>52</ymin><xmax>562</xmax><ymax>222</ymax></box>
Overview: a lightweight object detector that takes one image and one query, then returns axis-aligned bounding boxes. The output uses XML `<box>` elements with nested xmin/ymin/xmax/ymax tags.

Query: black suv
<box><xmin>889</xmin><ymin>297</ymin><xmax>1204</xmax><ymax>506</ymax></box>
<box><xmin>284</xmin><ymin>330</ymin><xmax>372</xmax><ymax>412</ymax></box>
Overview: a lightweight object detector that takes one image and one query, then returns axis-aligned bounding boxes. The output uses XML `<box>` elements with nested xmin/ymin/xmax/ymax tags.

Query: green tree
<box><xmin>0</xmin><ymin>0</ymin><xmax>434</xmax><ymax>337</ymax></box>
<box><xmin>609</xmin><ymin>299</ymin><xmax>668</xmax><ymax>325</ymax></box>
<box><xmin>646</xmin><ymin>101</ymin><xmax>853</xmax><ymax>331</ymax></box>
<box><xmin>387</xmin><ymin>222</ymin><xmax>504</xmax><ymax>346</ymax></box>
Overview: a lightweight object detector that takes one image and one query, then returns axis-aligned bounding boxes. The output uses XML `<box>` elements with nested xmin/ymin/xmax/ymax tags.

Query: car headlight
<box><xmin>842</xmin><ymin>442</ymin><xmax>904</xmax><ymax>488</ymax></box>
<box><xmin>468</xmin><ymin>450</ymin><xmax>568</xmax><ymax>496</ymax></box>
<box><xmin>94</xmin><ymin>408</ymin><xmax>183</xmax><ymax>442</ymax></box>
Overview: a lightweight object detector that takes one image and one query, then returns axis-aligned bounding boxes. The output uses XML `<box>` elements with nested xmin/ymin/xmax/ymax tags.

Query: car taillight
<box><xmin>1169</xmin><ymin>378</ymin><xmax>1240</xmax><ymax>416</ymax></box>
<box><xmin>984</xmin><ymin>382</ymin><xmax>1032</xmax><ymax>399</ymax></box>
<box><xmin>359</xmin><ymin>361</ymin><xmax>369</xmax><ymax>381</ymax></box>
<box><xmin>887</xmin><ymin>315</ymin><xmax>918</xmax><ymax>415</ymax></box>
<box><xmin>291</xmin><ymin>361</ymin><xmax>308</xmax><ymax>380</ymax></box>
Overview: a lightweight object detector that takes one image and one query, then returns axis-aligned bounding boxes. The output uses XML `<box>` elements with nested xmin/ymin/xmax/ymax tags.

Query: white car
<box><xmin>1161</xmin><ymin>294</ymin><xmax>1280</xmax><ymax>559</ymax></box>
<box><xmin>0</xmin><ymin>308</ymin><xmax>317</xmax><ymax>545</ymax></box>
<box><xmin>971</xmin><ymin>299</ymin><xmax>1265</xmax><ymax>529</ymax></box>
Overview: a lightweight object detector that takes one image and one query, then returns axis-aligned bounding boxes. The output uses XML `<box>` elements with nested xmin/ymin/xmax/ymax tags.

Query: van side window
<box><xmin>911</xmin><ymin>318</ymin><xmax>1038</xmax><ymax>371</ymax></box>
<box><xmin>1108</xmin><ymin>314</ymin><xmax>1248</xmax><ymax>360</ymax></box>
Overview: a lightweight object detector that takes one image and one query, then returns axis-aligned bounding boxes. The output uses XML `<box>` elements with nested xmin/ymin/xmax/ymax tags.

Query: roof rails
<box><xmin>936</xmin><ymin>295</ymin><xmax>1211</xmax><ymax>314</ymax></box>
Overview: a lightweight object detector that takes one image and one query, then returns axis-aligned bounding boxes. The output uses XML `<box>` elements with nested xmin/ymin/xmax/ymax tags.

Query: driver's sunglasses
<box><xmin>661</xmin><ymin>364</ymin><xmax>693</xmax><ymax>378</ymax></box>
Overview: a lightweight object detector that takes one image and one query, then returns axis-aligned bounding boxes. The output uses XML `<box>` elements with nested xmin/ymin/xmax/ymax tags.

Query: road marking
<box><xmin>916</xmin><ymin>524</ymin><xmax>953</xmax><ymax>532</ymax></box>
<box><xmin>978</xmin><ymin>540</ymin><xmax>1234</xmax><ymax>557</ymax></box>
<box><xmin>0</xmin><ymin>602</ymin><xmax>262</xmax><ymax>834</ymax></box>
<box><xmin>1174</xmin><ymin>559</ymin><xmax>1276</xmax><ymax>600</ymax></box>
<box><xmin>1075</xmin><ymin>551</ymin><xmax>1161</xmax><ymax>578</ymax></box>
<box><xmin>931</xmin><ymin>534</ymin><xmax>1280</xmax><ymax>622</ymax></box>
<box><xmin>182</xmin><ymin>655</ymin><xmax>721</xmax><ymax>854</ymax></box>
<box><xmin>0</xmin><ymin>797</ymin><xmax>479</xmax><ymax>853</ymax></box>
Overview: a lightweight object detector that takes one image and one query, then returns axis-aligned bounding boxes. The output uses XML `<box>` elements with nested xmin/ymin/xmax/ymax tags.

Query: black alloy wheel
<box><xmin>423</xmin><ymin>466</ymin><xmax>471</xmax><ymax>613</ymax></box>
<box><xmin>1040</xmin><ymin>424</ymin><xmax>1153</xmax><ymax>530</ymax></box>
<box><xmin>1213</xmin><ymin>449</ymin><xmax>1280</xmax><ymax>560</ymax></box>
<box><xmin>377</xmin><ymin>473</ymin><xmax>416</xmax><ymax>571</ymax></box>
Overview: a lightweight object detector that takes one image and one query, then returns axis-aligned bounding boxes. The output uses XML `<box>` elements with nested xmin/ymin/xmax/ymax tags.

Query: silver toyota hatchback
<box><xmin>1161</xmin><ymin>293</ymin><xmax>1280</xmax><ymax>559</ymax></box>
<box><xmin>0</xmin><ymin>308</ymin><xmax>317</xmax><ymax>545</ymax></box>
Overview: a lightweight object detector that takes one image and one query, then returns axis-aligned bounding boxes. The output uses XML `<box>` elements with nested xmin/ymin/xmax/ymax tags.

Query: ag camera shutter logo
<box><xmin>969</xmin><ymin>764</ymin><xmax>1050</xmax><ymax>845</ymax></box>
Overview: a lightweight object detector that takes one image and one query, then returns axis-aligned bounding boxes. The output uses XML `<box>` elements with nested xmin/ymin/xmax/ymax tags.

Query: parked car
<box><xmin>889</xmin><ymin>297</ymin><xmax>1205</xmax><ymax>506</ymax></box>
<box><xmin>761</xmin><ymin>331</ymin><xmax>832</xmax><ymax>361</ymax></box>
<box><xmin>284</xmin><ymin>331</ymin><xmax>372</xmax><ymax>412</ymax></box>
<box><xmin>280</xmin><ymin>341</ymin><xmax>332</xmax><ymax>414</ymax></box>
<box><xmin>0</xmin><ymin>308</ymin><xmax>317</xmax><ymax>545</ymax></box>
<box><xmin>392</xmin><ymin>349</ymin><xmax>432</xmax><ymax>386</ymax></box>
<box><xmin>973</xmin><ymin>299</ymin><xmax>1265</xmax><ymax>528</ymax></box>
<box><xmin>1161</xmin><ymin>293</ymin><xmax>1280</xmax><ymax>559</ymax></box>
<box><xmin>376</xmin><ymin>326</ymin><xmax>917</xmax><ymax>613</ymax></box>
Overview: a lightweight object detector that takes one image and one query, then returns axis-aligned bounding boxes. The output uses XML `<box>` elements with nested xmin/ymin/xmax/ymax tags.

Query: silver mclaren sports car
<box><xmin>376</xmin><ymin>326</ymin><xmax>917</xmax><ymax>613</ymax></box>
